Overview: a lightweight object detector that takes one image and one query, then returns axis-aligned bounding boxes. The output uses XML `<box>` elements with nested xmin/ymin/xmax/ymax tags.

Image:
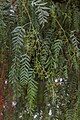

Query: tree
<box><xmin>0</xmin><ymin>0</ymin><xmax>80</xmax><ymax>119</ymax></box>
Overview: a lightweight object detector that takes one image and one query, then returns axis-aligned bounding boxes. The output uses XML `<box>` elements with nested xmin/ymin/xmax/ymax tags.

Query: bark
<box><xmin>0</xmin><ymin>61</ymin><xmax>7</xmax><ymax>120</ymax></box>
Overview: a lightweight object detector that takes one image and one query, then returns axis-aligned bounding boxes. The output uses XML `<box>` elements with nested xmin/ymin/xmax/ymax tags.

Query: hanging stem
<box><xmin>56</xmin><ymin>19</ymin><xmax>68</xmax><ymax>42</ymax></box>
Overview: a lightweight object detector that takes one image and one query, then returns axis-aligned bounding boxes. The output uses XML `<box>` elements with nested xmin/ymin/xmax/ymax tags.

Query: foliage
<box><xmin>0</xmin><ymin>0</ymin><xmax>80</xmax><ymax>119</ymax></box>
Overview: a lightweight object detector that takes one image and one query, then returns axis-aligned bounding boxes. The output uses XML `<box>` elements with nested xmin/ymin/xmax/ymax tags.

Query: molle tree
<box><xmin>0</xmin><ymin>0</ymin><xmax>80</xmax><ymax>120</ymax></box>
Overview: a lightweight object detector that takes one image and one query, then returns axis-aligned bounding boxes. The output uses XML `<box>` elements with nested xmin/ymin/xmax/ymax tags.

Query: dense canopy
<box><xmin>0</xmin><ymin>0</ymin><xmax>80</xmax><ymax>120</ymax></box>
